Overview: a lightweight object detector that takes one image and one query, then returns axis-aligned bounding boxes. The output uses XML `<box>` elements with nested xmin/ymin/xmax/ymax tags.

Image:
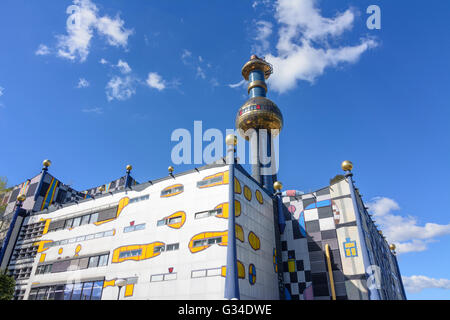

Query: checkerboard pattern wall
<box><xmin>281</xmin><ymin>187</ymin><xmax>348</xmax><ymax>300</ymax></box>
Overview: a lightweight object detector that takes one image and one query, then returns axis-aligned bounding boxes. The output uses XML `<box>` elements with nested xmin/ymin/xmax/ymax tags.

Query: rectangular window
<box><xmin>195</xmin><ymin>208</ymin><xmax>222</xmax><ymax>219</ymax></box>
<box><xmin>164</xmin><ymin>273</ymin><xmax>177</xmax><ymax>281</ymax></box>
<box><xmin>191</xmin><ymin>270</ymin><xmax>207</xmax><ymax>278</ymax></box>
<box><xmin>153</xmin><ymin>246</ymin><xmax>165</xmax><ymax>253</ymax></box>
<box><xmin>85</xmin><ymin>234</ymin><xmax>94</xmax><ymax>241</ymax></box>
<box><xmin>94</xmin><ymin>232</ymin><xmax>103</xmax><ymax>239</ymax></box>
<box><xmin>119</xmin><ymin>249</ymin><xmax>142</xmax><ymax>259</ymax></box>
<box><xmin>206</xmin><ymin>268</ymin><xmax>222</xmax><ymax>277</ymax></box>
<box><xmin>89</xmin><ymin>212</ymin><xmax>99</xmax><ymax>224</ymax></box>
<box><xmin>168</xmin><ymin>216</ymin><xmax>182</xmax><ymax>224</ymax></box>
<box><xmin>64</xmin><ymin>219</ymin><xmax>73</xmax><ymax>229</ymax></box>
<box><xmin>80</xmin><ymin>215</ymin><xmax>90</xmax><ymax>226</ymax></box>
<box><xmin>88</xmin><ymin>256</ymin><xmax>99</xmax><ymax>268</ymax></box>
<box><xmin>166</xmin><ymin>243</ymin><xmax>179</xmax><ymax>251</ymax></box>
<box><xmin>72</xmin><ymin>217</ymin><xmax>82</xmax><ymax>228</ymax></box>
<box><xmin>63</xmin><ymin>284</ymin><xmax>73</xmax><ymax>300</ymax></box>
<box><xmin>76</xmin><ymin>236</ymin><xmax>85</xmax><ymax>242</ymax></box>
<box><xmin>150</xmin><ymin>274</ymin><xmax>164</xmax><ymax>282</ymax></box>
<box><xmin>71</xmin><ymin>283</ymin><xmax>82</xmax><ymax>300</ymax></box>
<box><xmin>157</xmin><ymin>219</ymin><xmax>166</xmax><ymax>227</ymax></box>
<box><xmin>134</xmin><ymin>223</ymin><xmax>145</xmax><ymax>231</ymax></box>
<box><xmin>81</xmin><ymin>282</ymin><xmax>93</xmax><ymax>300</ymax></box>
<box><xmin>54</xmin><ymin>285</ymin><xmax>65</xmax><ymax>300</ymax></box>
<box><xmin>90</xmin><ymin>281</ymin><xmax>103</xmax><ymax>300</ymax></box>
<box><xmin>207</xmin><ymin>237</ymin><xmax>222</xmax><ymax>245</ymax></box>
<box><xmin>193</xmin><ymin>240</ymin><xmax>206</xmax><ymax>247</ymax></box>
<box><xmin>98</xmin><ymin>254</ymin><xmax>109</xmax><ymax>267</ymax></box>
<box><xmin>36</xmin><ymin>287</ymin><xmax>47</xmax><ymax>300</ymax></box>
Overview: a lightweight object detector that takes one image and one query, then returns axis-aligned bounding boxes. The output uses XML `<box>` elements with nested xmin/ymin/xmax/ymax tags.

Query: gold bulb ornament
<box><xmin>341</xmin><ymin>160</ymin><xmax>353</xmax><ymax>172</ymax></box>
<box><xmin>389</xmin><ymin>244</ymin><xmax>396</xmax><ymax>251</ymax></box>
<box><xmin>168</xmin><ymin>166</ymin><xmax>174</xmax><ymax>174</ymax></box>
<box><xmin>126</xmin><ymin>165</ymin><xmax>132</xmax><ymax>171</ymax></box>
<box><xmin>273</xmin><ymin>181</ymin><xmax>283</xmax><ymax>191</ymax></box>
<box><xmin>225</xmin><ymin>134</ymin><xmax>238</xmax><ymax>146</ymax></box>
<box><xmin>43</xmin><ymin>159</ymin><xmax>52</xmax><ymax>167</ymax></box>
<box><xmin>17</xmin><ymin>194</ymin><xmax>26</xmax><ymax>202</ymax></box>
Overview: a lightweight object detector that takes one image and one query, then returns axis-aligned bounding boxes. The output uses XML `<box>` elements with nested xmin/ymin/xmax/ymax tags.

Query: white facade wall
<box><xmin>23</xmin><ymin>165</ymin><xmax>234</xmax><ymax>300</ymax></box>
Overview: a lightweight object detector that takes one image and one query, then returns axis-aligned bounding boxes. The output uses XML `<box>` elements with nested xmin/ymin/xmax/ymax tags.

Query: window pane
<box><xmin>89</xmin><ymin>212</ymin><xmax>99</xmax><ymax>224</ymax></box>
<box><xmin>95</xmin><ymin>232</ymin><xmax>103</xmax><ymax>238</ymax></box>
<box><xmin>98</xmin><ymin>254</ymin><xmax>109</xmax><ymax>267</ymax></box>
<box><xmin>36</xmin><ymin>287</ymin><xmax>47</xmax><ymax>300</ymax></box>
<box><xmin>28</xmin><ymin>289</ymin><xmax>38</xmax><ymax>300</ymax></box>
<box><xmin>72</xmin><ymin>217</ymin><xmax>82</xmax><ymax>228</ymax></box>
<box><xmin>90</xmin><ymin>281</ymin><xmax>103</xmax><ymax>300</ymax></box>
<box><xmin>88</xmin><ymin>256</ymin><xmax>99</xmax><ymax>268</ymax></box>
<box><xmin>64</xmin><ymin>284</ymin><xmax>73</xmax><ymax>300</ymax></box>
<box><xmin>135</xmin><ymin>223</ymin><xmax>145</xmax><ymax>231</ymax></box>
<box><xmin>169</xmin><ymin>217</ymin><xmax>181</xmax><ymax>224</ymax></box>
<box><xmin>47</xmin><ymin>286</ymin><xmax>56</xmax><ymax>300</ymax></box>
<box><xmin>157</xmin><ymin>219</ymin><xmax>166</xmax><ymax>226</ymax></box>
<box><xmin>81</xmin><ymin>282</ymin><xmax>93</xmax><ymax>300</ymax></box>
<box><xmin>54</xmin><ymin>285</ymin><xmax>65</xmax><ymax>300</ymax></box>
<box><xmin>85</xmin><ymin>234</ymin><xmax>94</xmax><ymax>241</ymax></box>
<box><xmin>64</xmin><ymin>219</ymin><xmax>73</xmax><ymax>229</ymax></box>
<box><xmin>81</xmin><ymin>215</ymin><xmax>90</xmax><ymax>225</ymax></box>
<box><xmin>71</xmin><ymin>283</ymin><xmax>82</xmax><ymax>300</ymax></box>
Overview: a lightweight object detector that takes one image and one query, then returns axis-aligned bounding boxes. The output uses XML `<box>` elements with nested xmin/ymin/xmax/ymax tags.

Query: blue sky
<box><xmin>1</xmin><ymin>0</ymin><xmax>449</xmax><ymax>299</ymax></box>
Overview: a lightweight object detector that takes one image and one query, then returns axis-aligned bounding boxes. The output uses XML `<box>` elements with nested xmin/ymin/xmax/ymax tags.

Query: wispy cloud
<box><xmin>181</xmin><ymin>49</ymin><xmax>192</xmax><ymax>65</ymax></box>
<box><xmin>99</xmin><ymin>58</ymin><xmax>108</xmax><ymax>65</ymax></box>
<box><xmin>0</xmin><ymin>86</ymin><xmax>4</xmax><ymax>97</ymax></box>
<box><xmin>116</xmin><ymin>59</ymin><xmax>132</xmax><ymax>74</ymax></box>
<box><xmin>254</xmin><ymin>0</ymin><xmax>376</xmax><ymax>93</ymax></box>
<box><xmin>77</xmin><ymin>78</ymin><xmax>90</xmax><ymax>88</ymax></box>
<box><xmin>35</xmin><ymin>44</ymin><xmax>51</xmax><ymax>56</ymax></box>
<box><xmin>106</xmin><ymin>75</ymin><xmax>137</xmax><ymax>101</ymax></box>
<box><xmin>403</xmin><ymin>275</ymin><xmax>450</xmax><ymax>294</ymax></box>
<box><xmin>228</xmin><ymin>79</ymin><xmax>246</xmax><ymax>89</ymax></box>
<box><xmin>252</xmin><ymin>21</ymin><xmax>273</xmax><ymax>55</ymax></box>
<box><xmin>146</xmin><ymin>72</ymin><xmax>166</xmax><ymax>91</ymax></box>
<box><xmin>196</xmin><ymin>66</ymin><xmax>206</xmax><ymax>79</ymax></box>
<box><xmin>367</xmin><ymin>197</ymin><xmax>450</xmax><ymax>254</ymax></box>
<box><xmin>81</xmin><ymin>107</ymin><xmax>103</xmax><ymax>114</ymax></box>
<box><xmin>55</xmin><ymin>0</ymin><xmax>133</xmax><ymax>62</ymax></box>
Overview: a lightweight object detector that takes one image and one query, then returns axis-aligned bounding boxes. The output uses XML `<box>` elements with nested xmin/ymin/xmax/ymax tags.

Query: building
<box><xmin>0</xmin><ymin>56</ymin><xmax>406</xmax><ymax>300</ymax></box>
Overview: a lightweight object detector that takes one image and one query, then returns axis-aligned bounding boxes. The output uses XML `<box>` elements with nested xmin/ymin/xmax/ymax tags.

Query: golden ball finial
<box><xmin>17</xmin><ymin>194</ymin><xmax>26</xmax><ymax>202</ymax></box>
<box><xmin>225</xmin><ymin>134</ymin><xmax>237</xmax><ymax>146</ymax></box>
<box><xmin>126</xmin><ymin>165</ymin><xmax>132</xmax><ymax>171</ymax></box>
<box><xmin>168</xmin><ymin>166</ymin><xmax>174</xmax><ymax>174</ymax></box>
<box><xmin>341</xmin><ymin>160</ymin><xmax>353</xmax><ymax>172</ymax></box>
<box><xmin>43</xmin><ymin>159</ymin><xmax>52</xmax><ymax>167</ymax></box>
<box><xmin>273</xmin><ymin>181</ymin><xmax>283</xmax><ymax>191</ymax></box>
<box><xmin>99</xmin><ymin>186</ymin><xmax>105</xmax><ymax>192</ymax></box>
<box><xmin>389</xmin><ymin>244</ymin><xmax>396</xmax><ymax>251</ymax></box>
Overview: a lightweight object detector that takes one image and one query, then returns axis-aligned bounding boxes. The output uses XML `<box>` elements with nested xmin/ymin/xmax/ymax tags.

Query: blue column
<box><xmin>249</xmin><ymin>70</ymin><xmax>266</xmax><ymax>98</ymax></box>
<box><xmin>346</xmin><ymin>172</ymin><xmax>380</xmax><ymax>300</ymax></box>
<box><xmin>262</xmin><ymin>132</ymin><xmax>274</xmax><ymax>193</ymax></box>
<box><xmin>0</xmin><ymin>199</ymin><xmax>25</xmax><ymax>266</ymax></box>
<box><xmin>224</xmin><ymin>141</ymin><xmax>240</xmax><ymax>300</ymax></box>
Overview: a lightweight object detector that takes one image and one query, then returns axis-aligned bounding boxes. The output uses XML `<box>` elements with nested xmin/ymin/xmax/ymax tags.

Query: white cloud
<box><xmin>81</xmin><ymin>107</ymin><xmax>103</xmax><ymax>114</ymax></box>
<box><xmin>0</xmin><ymin>86</ymin><xmax>4</xmax><ymax>97</ymax></box>
<box><xmin>146</xmin><ymin>72</ymin><xmax>166</xmax><ymax>91</ymax></box>
<box><xmin>181</xmin><ymin>49</ymin><xmax>192</xmax><ymax>64</ymax></box>
<box><xmin>367</xmin><ymin>197</ymin><xmax>450</xmax><ymax>254</ymax></box>
<box><xmin>106</xmin><ymin>75</ymin><xmax>136</xmax><ymax>101</ymax></box>
<box><xmin>56</xmin><ymin>0</ymin><xmax>133</xmax><ymax>62</ymax></box>
<box><xmin>196</xmin><ymin>66</ymin><xmax>206</xmax><ymax>80</ymax></box>
<box><xmin>77</xmin><ymin>78</ymin><xmax>90</xmax><ymax>88</ymax></box>
<box><xmin>228</xmin><ymin>79</ymin><xmax>246</xmax><ymax>89</ymax></box>
<box><xmin>257</xmin><ymin>0</ymin><xmax>377</xmax><ymax>93</ymax></box>
<box><xmin>35</xmin><ymin>44</ymin><xmax>51</xmax><ymax>56</ymax></box>
<box><xmin>403</xmin><ymin>275</ymin><xmax>450</xmax><ymax>294</ymax></box>
<box><xmin>116</xmin><ymin>59</ymin><xmax>132</xmax><ymax>74</ymax></box>
<box><xmin>252</xmin><ymin>21</ymin><xmax>273</xmax><ymax>55</ymax></box>
<box><xmin>99</xmin><ymin>58</ymin><xmax>108</xmax><ymax>64</ymax></box>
